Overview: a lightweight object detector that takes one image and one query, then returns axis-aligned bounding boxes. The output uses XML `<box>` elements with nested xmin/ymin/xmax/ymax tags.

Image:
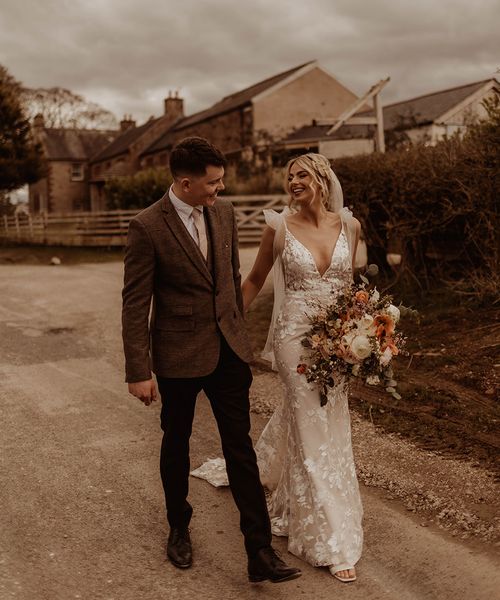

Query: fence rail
<box><xmin>0</xmin><ymin>195</ymin><xmax>288</xmax><ymax>246</ymax></box>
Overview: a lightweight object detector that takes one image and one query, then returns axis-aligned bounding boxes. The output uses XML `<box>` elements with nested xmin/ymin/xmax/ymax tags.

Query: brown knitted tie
<box><xmin>191</xmin><ymin>207</ymin><xmax>208</xmax><ymax>260</ymax></box>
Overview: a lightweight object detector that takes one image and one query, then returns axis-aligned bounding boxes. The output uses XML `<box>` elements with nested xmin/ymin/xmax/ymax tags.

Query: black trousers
<box><xmin>156</xmin><ymin>337</ymin><xmax>272</xmax><ymax>556</ymax></box>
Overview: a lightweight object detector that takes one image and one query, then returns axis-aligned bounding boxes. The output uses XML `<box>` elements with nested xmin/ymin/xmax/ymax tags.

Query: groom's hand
<box><xmin>128</xmin><ymin>379</ymin><xmax>158</xmax><ymax>406</ymax></box>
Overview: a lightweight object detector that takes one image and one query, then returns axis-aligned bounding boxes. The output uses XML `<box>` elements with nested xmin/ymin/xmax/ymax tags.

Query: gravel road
<box><xmin>0</xmin><ymin>251</ymin><xmax>498</xmax><ymax>600</ymax></box>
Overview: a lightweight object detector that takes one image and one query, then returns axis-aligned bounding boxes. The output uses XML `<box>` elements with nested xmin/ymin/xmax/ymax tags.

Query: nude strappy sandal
<box><xmin>329</xmin><ymin>565</ymin><xmax>357</xmax><ymax>582</ymax></box>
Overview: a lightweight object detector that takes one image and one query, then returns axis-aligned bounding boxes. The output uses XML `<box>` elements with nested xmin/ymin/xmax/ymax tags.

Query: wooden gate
<box><xmin>0</xmin><ymin>195</ymin><xmax>288</xmax><ymax>246</ymax></box>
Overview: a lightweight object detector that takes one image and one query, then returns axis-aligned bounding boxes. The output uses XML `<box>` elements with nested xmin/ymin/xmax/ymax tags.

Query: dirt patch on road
<box><xmin>352</xmin><ymin>302</ymin><xmax>500</xmax><ymax>479</ymax></box>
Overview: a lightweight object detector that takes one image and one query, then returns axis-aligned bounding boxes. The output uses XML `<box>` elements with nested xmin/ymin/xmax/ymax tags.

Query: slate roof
<box><xmin>141</xmin><ymin>61</ymin><xmax>316</xmax><ymax>155</ymax></box>
<box><xmin>40</xmin><ymin>128</ymin><xmax>117</xmax><ymax>161</ymax></box>
<box><xmin>356</xmin><ymin>79</ymin><xmax>497</xmax><ymax>129</ymax></box>
<box><xmin>92</xmin><ymin>118</ymin><xmax>160</xmax><ymax>162</ymax></box>
<box><xmin>283</xmin><ymin>78</ymin><xmax>498</xmax><ymax>143</ymax></box>
<box><xmin>141</xmin><ymin>129</ymin><xmax>176</xmax><ymax>156</ymax></box>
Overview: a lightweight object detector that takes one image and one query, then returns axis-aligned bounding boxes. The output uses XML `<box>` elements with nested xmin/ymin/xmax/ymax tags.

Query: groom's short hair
<box><xmin>170</xmin><ymin>137</ymin><xmax>227</xmax><ymax>178</ymax></box>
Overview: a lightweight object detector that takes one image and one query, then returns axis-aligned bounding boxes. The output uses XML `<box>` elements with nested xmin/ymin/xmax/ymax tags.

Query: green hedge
<box><xmin>104</xmin><ymin>168</ymin><xmax>172</xmax><ymax>211</ymax></box>
<box><xmin>333</xmin><ymin>98</ymin><xmax>499</xmax><ymax>302</ymax></box>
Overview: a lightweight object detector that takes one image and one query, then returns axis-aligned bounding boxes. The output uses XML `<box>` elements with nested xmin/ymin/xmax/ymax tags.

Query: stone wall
<box><xmin>172</xmin><ymin>107</ymin><xmax>253</xmax><ymax>155</ymax></box>
<box><xmin>319</xmin><ymin>138</ymin><xmax>375</xmax><ymax>159</ymax></box>
<box><xmin>29</xmin><ymin>161</ymin><xmax>90</xmax><ymax>213</ymax></box>
<box><xmin>48</xmin><ymin>161</ymin><xmax>91</xmax><ymax>212</ymax></box>
<box><xmin>253</xmin><ymin>67</ymin><xmax>360</xmax><ymax>140</ymax></box>
<box><xmin>29</xmin><ymin>177</ymin><xmax>49</xmax><ymax>213</ymax></box>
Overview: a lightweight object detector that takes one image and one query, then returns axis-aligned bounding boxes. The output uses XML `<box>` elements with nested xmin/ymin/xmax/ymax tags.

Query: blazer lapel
<box><xmin>161</xmin><ymin>193</ymin><xmax>213</xmax><ymax>284</ymax></box>
<box><xmin>205</xmin><ymin>205</ymin><xmax>223</xmax><ymax>279</ymax></box>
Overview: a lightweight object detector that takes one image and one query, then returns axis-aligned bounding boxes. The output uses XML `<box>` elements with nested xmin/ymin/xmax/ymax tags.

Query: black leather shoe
<box><xmin>167</xmin><ymin>527</ymin><xmax>192</xmax><ymax>569</ymax></box>
<box><xmin>248</xmin><ymin>547</ymin><xmax>301</xmax><ymax>583</ymax></box>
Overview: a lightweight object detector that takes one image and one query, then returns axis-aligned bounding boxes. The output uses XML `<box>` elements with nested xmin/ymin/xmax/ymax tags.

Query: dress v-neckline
<box><xmin>285</xmin><ymin>218</ymin><xmax>344</xmax><ymax>278</ymax></box>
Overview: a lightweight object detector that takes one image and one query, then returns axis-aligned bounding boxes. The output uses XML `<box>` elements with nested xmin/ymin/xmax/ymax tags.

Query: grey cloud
<box><xmin>1</xmin><ymin>0</ymin><xmax>498</xmax><ymax>123</ymax></box>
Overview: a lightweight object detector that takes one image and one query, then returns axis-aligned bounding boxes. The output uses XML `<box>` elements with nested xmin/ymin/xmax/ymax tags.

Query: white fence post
<box><xmin>14</xmin><ymin>213</ymin><xmax>20</xmax><ymax>240</ymax></box>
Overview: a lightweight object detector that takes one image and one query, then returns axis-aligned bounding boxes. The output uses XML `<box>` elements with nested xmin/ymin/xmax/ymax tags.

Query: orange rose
<box><xmin>381</xmin><ymin>338</ymin><xmax>399</xmax><ymax>355</ymax></box>
<box><xmin>374</xmin><ymin>314</ymin><xmax>395</xmax><ymax>338</ymax></box>
<box><xmin>355</xmin><ymin>290</ymin><xmax>369</xmax><ymax>304</ymax></box>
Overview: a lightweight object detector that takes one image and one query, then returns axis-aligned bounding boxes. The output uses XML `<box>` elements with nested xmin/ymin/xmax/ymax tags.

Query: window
<box><xmin>71</xmin><ymin>163</ymin><xmax>84</xmax><ymax>181</ymax></box>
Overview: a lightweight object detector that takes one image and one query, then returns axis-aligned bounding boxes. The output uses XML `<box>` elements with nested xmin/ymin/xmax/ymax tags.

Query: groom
<box><xmin>122</xmin><ymin>137</ymin><xmax>301</xmax><ymax>583</ymax></box>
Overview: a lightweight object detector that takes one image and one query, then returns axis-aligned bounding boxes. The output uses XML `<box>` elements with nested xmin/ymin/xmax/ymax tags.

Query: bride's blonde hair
<box><xmin>284</xmin><ymin>153</ymin><xmax>335</xmax><ymax>210</ymax></box>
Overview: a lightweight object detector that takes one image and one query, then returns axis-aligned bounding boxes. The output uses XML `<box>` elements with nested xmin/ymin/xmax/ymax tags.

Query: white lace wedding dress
<box><xmin>192</xmin><ymin>208</ymin><xmax>363</xmax><ymax>570</ymax></box>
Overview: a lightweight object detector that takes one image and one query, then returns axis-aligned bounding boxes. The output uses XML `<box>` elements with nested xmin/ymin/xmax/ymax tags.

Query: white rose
<box><xmin>366</xmin><ymin>375</ymin><xmax>380</xmax><ymax>385</ymax></box>
<box><xmin>342</xmin><ymin>330</ymin><xmax>356</xmax><ymax>346</ymax></box>
<box><xmin>380</xmin><ymin>346</ymin><xmax>393</xmax><ymax>366</ymax></box>
<box><xmin>351</xmin><ymin>364</ymin><xmax>360</xmax><ymax>376</ymax></box>
<box><xmin>386</xmin><ymin>304</ymin><xmax>400</xmax><ymax>324</ymax></box>
<box><xmin>349</xmin><ymin>335</ymin><xmax>372</xmax><ymax>360</ymax></box>
<box><xmin>355</xmin><ymin>314</ymin><xmax>375</xmax><ymax>334</ymax></box>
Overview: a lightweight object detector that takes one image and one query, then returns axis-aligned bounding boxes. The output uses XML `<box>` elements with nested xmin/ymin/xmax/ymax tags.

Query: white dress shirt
<box><xmin>168</xmin><ymin>186</ymin><xmax>202</xmax><ymax>244</ymax></box>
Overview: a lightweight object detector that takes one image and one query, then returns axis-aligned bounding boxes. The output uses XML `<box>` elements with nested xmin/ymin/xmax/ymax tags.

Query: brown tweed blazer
<box><xmin>122</xmin><ymin>193</ymin><xmax>253</xmax><ymax>382</ymax></box>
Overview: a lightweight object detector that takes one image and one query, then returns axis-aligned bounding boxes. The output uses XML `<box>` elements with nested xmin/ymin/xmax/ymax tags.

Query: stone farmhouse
<box><xmin>371</xmin><ymin>78</ymin><xmax>499</xmax><ymax>145</ymax></box>
<box><xmin>88</xmin><ymin>95</ymin><xmax>185</xmax><ymax>212</ymax></box>
<box><xmin>29</xmin><ymin>61</ymin><xmax>368</xmax><ymax>213</ymax></box>
<box><xmin>28</xmin><ymin>61</ymin><xmax>499</xmax><ymax>214</ymax></box>
<box><xmin>29</xmin><ymin>115</ymin><xmax>117</xmax><ymax>213</ymax></box>
<box><xmin>139</xmin><ymin>61</ymin><xmax>361</xmax><ymax>163</ymax></box>
<box><xmin>87</xmin><ymin>60</ymin><xmax>364</xmax><ymax>210</ymax></box>
<box><xmin>281</xmin><ymin>78</ymin><xmax>500</xmax><ymax>155</ymax></box>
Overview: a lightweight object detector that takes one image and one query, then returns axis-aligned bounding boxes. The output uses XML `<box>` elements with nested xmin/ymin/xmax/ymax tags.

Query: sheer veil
<box><xmin>328</xmin><ymin>167</ymin><xmax>344</xmax><ymax>213</ymax></box>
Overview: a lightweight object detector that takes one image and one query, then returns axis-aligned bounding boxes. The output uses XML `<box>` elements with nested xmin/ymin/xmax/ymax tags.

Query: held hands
<box><xmin>128</xmin><ymin>379</ymin><xmax>158</xmax><ymax>406</ymax></box>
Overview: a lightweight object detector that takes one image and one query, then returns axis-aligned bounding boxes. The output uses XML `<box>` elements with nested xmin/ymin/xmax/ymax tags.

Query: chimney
<box><xmin>163</xmin><ymin>90</ymin><xmax>184</xmax><ymax>124</ymax></box>
<box><xmin>120</xmin><ymin>114</ymin><xmax>136</xmax><ymax>131</ymax></box>
<box><xmin>33</xmin><ymin>113</ymin><xmax>45</xmax><ymax>129</ymax></box>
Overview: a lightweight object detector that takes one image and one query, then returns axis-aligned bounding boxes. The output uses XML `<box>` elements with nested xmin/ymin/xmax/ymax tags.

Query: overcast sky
<box><xmin>1</xmin><ymin>0</ymin><xmax>498</xmax><ymax>123</ymax></box>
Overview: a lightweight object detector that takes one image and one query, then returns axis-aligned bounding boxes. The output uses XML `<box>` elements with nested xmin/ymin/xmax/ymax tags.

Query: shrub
<box><xmin>223</xmin><ymin>163</ymin><xmax>284</xmax><ymax>195</ymax></box>
<box><xmin>104</xmin><ymin>168</ymin><xmax>171</xmax><ymax>210</ymax></box>
<box><xmin>333</xmin><ymin>97</ymin><xmax>499</xmax><ymax>303</ymax></box>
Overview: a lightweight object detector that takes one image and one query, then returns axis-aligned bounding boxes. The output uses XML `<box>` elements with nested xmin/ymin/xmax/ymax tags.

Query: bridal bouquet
<box><xmin>297</xmin><ymin>277</ymin><xmax>406</xmax><ymax>406</ymax></box>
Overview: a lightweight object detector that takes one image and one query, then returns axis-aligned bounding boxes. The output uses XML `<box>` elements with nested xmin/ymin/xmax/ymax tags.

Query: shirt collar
<box><xmin>169</xmin><ymin>186</ymin><xmax>203</xmax><ymax>216</ymax></box>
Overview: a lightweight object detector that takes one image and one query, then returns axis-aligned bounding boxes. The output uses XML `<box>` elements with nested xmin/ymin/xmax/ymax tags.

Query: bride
<box><xmin>194</xmin><ymin>153</ymin><xmax>363</xmax><ymax>582</ymax></box>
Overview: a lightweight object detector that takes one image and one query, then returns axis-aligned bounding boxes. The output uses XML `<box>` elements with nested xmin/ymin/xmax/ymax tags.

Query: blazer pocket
<box><xmin>166</xmin><ymin>305</ymin><xmax>193</xmax><ymax>316</ymax></box>
<box><xmin>155</xmin><ymin>317</ymin><xmax>195</xmax><ymax>332</ymax></box>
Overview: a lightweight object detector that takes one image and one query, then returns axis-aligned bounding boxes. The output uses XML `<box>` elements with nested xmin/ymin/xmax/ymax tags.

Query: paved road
<box><xmin>0</xmin><ymin>255</ymin><xmax>498</xmax><ymax>600</ymax></box>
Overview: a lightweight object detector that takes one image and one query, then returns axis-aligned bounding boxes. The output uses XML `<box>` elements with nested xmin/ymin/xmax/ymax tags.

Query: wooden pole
<box><xmin>326</xmin><ymin>77</ymin><xmax>390</xmax><ymax>135</ymax></box>
<box><xmin>374</xmin><ymin>92</ymin><xmax>386</xmax><ymax>153</ymax></box>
